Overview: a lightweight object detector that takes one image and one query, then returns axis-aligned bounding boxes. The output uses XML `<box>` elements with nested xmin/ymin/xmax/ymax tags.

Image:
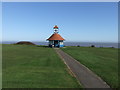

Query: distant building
<box><xmin>47</xmin><ymin>25</ymin><xmax>65</xmax><ymax>47</ymax></box>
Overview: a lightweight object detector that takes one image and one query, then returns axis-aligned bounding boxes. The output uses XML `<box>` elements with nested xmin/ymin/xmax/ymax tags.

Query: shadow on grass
<box><xmin>13</xmin><ymin>44</ymin><xmax>49</xmax><ymax>48</ymax></box>
<box><xmin>36</xmin><ymin>45</ymin><xmax>49</xmax><ymax>48</ymax></box>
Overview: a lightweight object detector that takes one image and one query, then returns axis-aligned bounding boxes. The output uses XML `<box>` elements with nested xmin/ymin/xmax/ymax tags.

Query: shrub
<box><xmin>111</xmin><ymin>47</ymin><xmax>114</xmax><ymax>48</ymax></box>
<box><xmin>91</xmin><ymin>45</ymin><xmax>95</xmax><ymax>47</ymax></box>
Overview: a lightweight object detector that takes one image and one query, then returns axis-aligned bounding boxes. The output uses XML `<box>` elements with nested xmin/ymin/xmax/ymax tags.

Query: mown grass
<box><xmin>2</xmin><ymin>44</ymin><xmax>81</xmax><ymax>88</ymax></box>
<box><xmin>61</xmin><ymin>46</ymin><xmax>118</xmax><ymax>88</ymax></box>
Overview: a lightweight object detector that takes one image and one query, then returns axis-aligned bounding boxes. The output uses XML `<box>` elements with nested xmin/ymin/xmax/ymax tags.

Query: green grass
<box><xmin>61</xmin><ymin>46</ymin><xmax>118</xmax><ymax>88</ymax></box>
<box><xmin>2</xmin><ymin>44</ymin><xmax>81</xmax><ymax>88</ymax></box>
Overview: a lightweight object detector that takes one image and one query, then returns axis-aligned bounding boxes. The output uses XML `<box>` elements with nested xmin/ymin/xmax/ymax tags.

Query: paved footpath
<box><xmin>54</xmin><ymin>48</ymin><xmax>111</xmax><ymax>88</ymax></box>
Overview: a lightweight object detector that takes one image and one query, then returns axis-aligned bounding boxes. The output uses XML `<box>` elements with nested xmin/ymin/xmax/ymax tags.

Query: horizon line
<box><xmin>1</xmin><ymin>40</ymin><xmax>118</xmax><ymax>43</ymax></box>
<box><xmin>2</xmin><ymin>0</ymin><xmax>119</xmax><ymax>2</ymax></box>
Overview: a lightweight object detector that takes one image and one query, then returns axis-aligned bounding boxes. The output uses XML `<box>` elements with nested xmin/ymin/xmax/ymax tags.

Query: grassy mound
<box><xmin>15</xmin><ymin>41</ymin><xmax>36</xmax><ymax>45</ymax></box>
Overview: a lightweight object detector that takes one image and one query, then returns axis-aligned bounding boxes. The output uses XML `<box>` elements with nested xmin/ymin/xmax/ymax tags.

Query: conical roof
<box><xmin>47</xmin><ymin>33</ymin><xmax>65</xmax><ymax>40</ymax></box>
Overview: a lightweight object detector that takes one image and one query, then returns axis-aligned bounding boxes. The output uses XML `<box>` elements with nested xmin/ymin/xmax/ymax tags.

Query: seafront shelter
<box><xmin>47</xmin><ymin>25</ymin><xmax>65</xmax><ymax>47</ymax></box>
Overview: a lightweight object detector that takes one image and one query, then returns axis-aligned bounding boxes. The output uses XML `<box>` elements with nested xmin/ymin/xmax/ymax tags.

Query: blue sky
<box><xmin>2</xmin><ymin>2</ymin><xmax>118</xmax><ymax>42</ymax></box>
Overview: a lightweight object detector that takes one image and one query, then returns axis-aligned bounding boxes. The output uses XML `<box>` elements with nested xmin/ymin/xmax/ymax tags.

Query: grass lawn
<box><xmin>2</xmin><ymin>44</ymin><xmax>81</xmax><ymax>88</ymax></box>
<box><xmin>61</xmin><ymin>46</ymin><xmax>118</xmax><ymax>88</ymax></box>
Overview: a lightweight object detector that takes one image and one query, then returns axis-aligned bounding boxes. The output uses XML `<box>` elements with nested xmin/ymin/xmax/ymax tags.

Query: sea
<box><xmin>1</xmin><ymin>41</ymin><xmax>119</xmax><ymax>48</ymax></box>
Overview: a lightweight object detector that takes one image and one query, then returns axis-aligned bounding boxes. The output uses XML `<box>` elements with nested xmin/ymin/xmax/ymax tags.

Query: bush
<box><xmin>91</xmin><ymin>45</ymin><xmax>95</xmax><ymax>47</ymax></box>
<box><xmin>111</xmin><ymin>47</ymin><xmax>114</xmax><ymax>48</ymax></box>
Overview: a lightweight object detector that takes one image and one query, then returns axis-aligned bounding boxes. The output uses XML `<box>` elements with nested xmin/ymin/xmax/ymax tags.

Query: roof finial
<box><xmin>53</xmin><ymin>25</ymin><xmax>59</xmax><ymax>33</ymax></box>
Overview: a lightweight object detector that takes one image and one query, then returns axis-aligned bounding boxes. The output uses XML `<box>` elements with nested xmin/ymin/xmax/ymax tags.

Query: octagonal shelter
<box><xmin>47</xmin><ymin>25</ymin><xmax>65</xmax><ymax>47</ymax></box>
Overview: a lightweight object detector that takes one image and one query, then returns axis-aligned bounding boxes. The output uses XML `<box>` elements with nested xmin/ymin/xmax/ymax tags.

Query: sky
<box><xmin>2</xmin><ymin>2</ymin><xmax>118</xmax><ymax>42</ymax></box>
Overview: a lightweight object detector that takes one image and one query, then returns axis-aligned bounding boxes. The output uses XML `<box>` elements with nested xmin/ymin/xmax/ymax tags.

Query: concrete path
<box><xmin>54</xmin><ymin>48</ymin><xmax>110</xmax><ymax>88</ymax></box>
